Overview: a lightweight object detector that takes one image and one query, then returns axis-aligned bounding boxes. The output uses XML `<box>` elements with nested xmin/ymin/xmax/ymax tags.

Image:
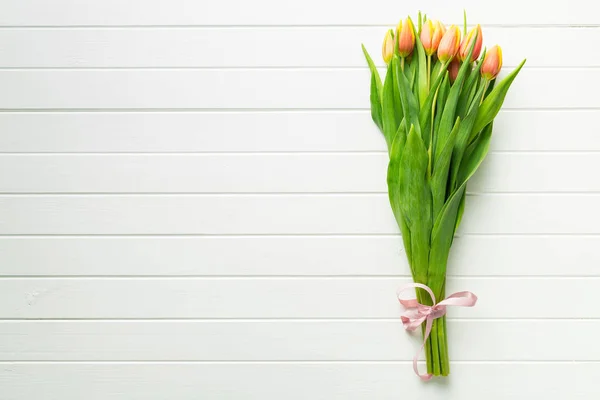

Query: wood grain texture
<box><xmin>0</xmin><ymin>68</ymin><xmax>592</xmax><ymax>109</ymax></box>
<box><xmin>0</xmin><ymin>0</ymin><xmax>596</xmax><ymax>26</ymax></box>
<box><xmin>0</xmin><ymin>1</ymin><xmax>598</xmax><ymax>397</ymax></box>
<box><xmin>1</xmin><ymin>363</ymin><xmax>598</xmax><ymax>400</ymax></box>
<box><xmin>0</xmin><ymin>277</ymin><xmax>597</xmax><ymax>319</ymax></box>
<box><xmin>0</xmin><ymin>153</ymin><xmax>597</xmax><ymax>193</ymax></box>
<box><xmin>0</xmin><ymin>110</ymin><xmax>596</xmax><ymax>152</ymax></box>
<box><xmin>0</xmin><ymin>27</ymin><xmax>589</xmax><ymax>68</ymax></box>
<box><xmin>0</xmin><ymin>320</ymin><xmax>595</xmax><ymax>361</ymax></box>
<box><xmin>1</xmin><ymin>235</ymin><xmax>598</xmax><ymax>276</ymax></box>
<box><xmin>1</xmin><ymin>194</ymin><xmax>599</xmax><ymax>234</ymax></box>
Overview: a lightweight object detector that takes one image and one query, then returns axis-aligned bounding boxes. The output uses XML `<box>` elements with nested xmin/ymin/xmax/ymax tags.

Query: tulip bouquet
<box><xmin>361</xmin><ymin>12</ymin><xmax>525</xmax><ymax>378</ymax></box>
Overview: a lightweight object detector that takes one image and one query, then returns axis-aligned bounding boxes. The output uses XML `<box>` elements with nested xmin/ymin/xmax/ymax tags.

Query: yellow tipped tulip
<box><xmin>481</xmin><ymin>45</ymin><xmax>503</xmax><ymax>80</ymax></box>
<box><xmin>382</xmin><ymin>30</ymin><xmax>395</xmax><ymax>64</ymax></box>
<box><xmin>458</xmin><ymin>24</ymin><xmax>483</xmax><ymax>62</ymax></box>
<box><xmin>396</xmin><ymin>18</ymin><xmax>415</xmax><ymax>57</ymax></box>
<box><xmin>437</xmin><ymin>25</ymin><xmax>461</xmax><ymax>63</ymax></box>
<box><xmin>421</xmin><ymin>20</ymin><xmax>446</xmax><ymax>56</ymax></box>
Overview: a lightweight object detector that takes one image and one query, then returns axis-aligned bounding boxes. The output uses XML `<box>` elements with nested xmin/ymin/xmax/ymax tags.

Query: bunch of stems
<box><xmin>362</xmin><ymin>11</ymin><xmax>525</xmax><ymax>376</ymax></box>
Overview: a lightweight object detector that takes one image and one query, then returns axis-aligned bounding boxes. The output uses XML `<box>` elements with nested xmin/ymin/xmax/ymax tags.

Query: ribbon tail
<box><xmin>413</xmin><ymin>315</ymin><xmax>434</xmax><ymax>381</ymax></box>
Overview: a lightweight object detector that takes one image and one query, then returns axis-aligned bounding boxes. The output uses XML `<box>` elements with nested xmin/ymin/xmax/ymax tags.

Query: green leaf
<box><xmin>394</xmin><ymin>55</ymin><xmax>421</xmax><ymax>138</ymax></box>
<box><xmin>432</xmin><ymin>73</ymin><xmax>450</xmax><ymax>154</ymax></box>
<box><xmin>431</xmin><ymin>59</ymin><xmax>443</xmax><ymax>81</ymax></box>
<box><xmin>471</xmin><ymin>59</ymin><xmax>527</xmax><ymax>136</ymax></box>
<box><xmin>369</xmin><ymin>71</ymin><xmax>383</xmax><ymax>132</ymax></box>
<box><xmin>448</xmin><ymin>83</ymin><xmax>486</xmax><ymax>191</ymax></box>
<box><xmin>433</xmin><ymin>35</ymin><xmax>478</xmax><ymax>166</ymax></box>
<box><xmin>381</xmin><ymin>63</ymin><xmax>398</xmax><ymax>149</ymax></box>
<box><xmin>399</xmin><ymin>126</ymin><xmax>432</xmax><ymax>282</ymax></box>
<box><xmin>454</xmin><ymin>190</ymin><xmax>466</xmax><ymax>233</ymax></box>
<box><xmin>428</xmin><ymin>184</ymin><xmax>466</xmax><ymax>298</ymax></box>
<box><xmin>387</xmin><ymin>119</ymin><xmax>412</xmax><ymax>266</ymax></box>
<box><xmin>431</xmin><ymin>118</ymin><xmax>461</xmax><ymax>220</ymax></box>
<box><xmin>458</xmin><ymin>122</ymin><xmax>494</xmax><ymax>188</ymax></box>
<box><xmin>415</xmin><ymin>35</ymin><xmax>429</xmax><ymax>108</ymax></box>
<box><xmin>418</xmin><ymin>60</ymin><xmax>450</xmax><ymax>134</ymax></box>
<box><xmin>361</xmin><ymin>44</ymin><xmax>382</xmax><ymax>100</ymax></box>
<box><xmin>392</xmin><ymin>57</ymin><xmax>404</xmax><ymax>124</ymax></box>
<box><xmin>456</xmin><ymin>50</ymin><xmax>485</xmax><ymax>119</ymax></box>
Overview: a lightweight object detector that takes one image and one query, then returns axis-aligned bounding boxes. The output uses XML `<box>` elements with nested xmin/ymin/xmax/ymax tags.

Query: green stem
<box><xmin>427</xmin><ymin>55</ymin><xmax>431</xmax><ymax>91</ymax></box>
<box><xmin>430</xmin><ymin>319</ymin><xmax>441</xmax><ymax>375</ymax></box>
<box><xmin>416</xmin><ymin>289</ymin><xmax>434</xmax><ymax>373</ymax></box>
<box><xmin>424</xmin><ymin>275</ymin><xmax>450</xmax><ymax>376</ymax></box>
<box><xmin>480</xmin><ymin>79</ymin><xmax>490</xmax><ymax>104</ymax></box>
<box><xmin>400</xmin><ymin>56</ymin><xmax>405</xmax><ymax>72</ymax></box>
<box><xmin>439</xmin><ymin>316</ymin><xmax>450</xmax><ymax>375</ymax></box>
<box><xmin>435</xmin><ymin>282</ymin><xmax>450</xmax><ymax>376</ymax></box>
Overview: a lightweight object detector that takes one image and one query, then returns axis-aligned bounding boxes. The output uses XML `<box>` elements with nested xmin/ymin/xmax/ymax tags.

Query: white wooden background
<box><xmin>0</xmin><ymin>0</ymin><xmax>598</xmax><ymax>398</ymax></box>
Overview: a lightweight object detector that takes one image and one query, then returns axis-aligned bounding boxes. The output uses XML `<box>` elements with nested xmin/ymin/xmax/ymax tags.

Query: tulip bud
<box><xmin>396</xmin><ymin>18</ymin><xmax>415</xmax><ymax>57</ymax></box>
<box><xmin>437</xmin><ymin>25</ymin><xmax>461</xmax><ymax>63</ymax></box>
<box><xmin>448</xmin><ymin>58</ymin><xmax>460</xmax><ymax>83</ymax></box>
<box><xmin>421</xmin><ymin>20</ymin><xmax>445</xmax><ymax>56</ymax></box>
<box><xmin>481</xmin><ymin>45</ymin><xmax>503</xmax><ymax>80</ymax></box>
<box><xmin>382</xmin><ymin>30</ymin><xmax>394</xmax><ymax>64</ymax></box>
<box><xmin>458</xmin><ymin>25</ymin><xmax>483</xmax><ymax>62</ymax></box>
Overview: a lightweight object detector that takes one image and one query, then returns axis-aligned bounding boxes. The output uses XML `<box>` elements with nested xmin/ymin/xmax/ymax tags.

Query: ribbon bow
<box><xmin>397</xmin><ymin>283</ymin><xmax>478</xmax><ymax>381</ymax></box>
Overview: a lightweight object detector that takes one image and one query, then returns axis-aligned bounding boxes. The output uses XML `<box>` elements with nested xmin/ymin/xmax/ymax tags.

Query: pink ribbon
<box><xmin>397</xmin><ymin>283</ymin><xmax>478</xmax><ymax>381</ymax></box>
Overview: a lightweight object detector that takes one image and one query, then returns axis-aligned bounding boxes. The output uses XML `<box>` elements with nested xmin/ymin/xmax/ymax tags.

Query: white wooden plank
<box><xmin>1</xmin><ymin>362</ymin><xmax>596</xmax><ymax>400</ymax></box>
<box><xmin>468</xmin><ymin>153</ymin><xmax>600</xmax><ymax>193</ymax></box>
<box><xmin>0</xmin><ymin>0</ymin><xmax>595</xmax><ymax>26</ymax></box>
<box><xmin>0</xmin><ymin>277</ymin><xmax>597</xmax><ymax>318</ymax></box>
<box><xmin>0</xmin><ymin>110</ymin><xmax>595</xmax><ymax>152</ymax></box>
<box><xmin>0</xmin><ymin>153</ymin><xmax>596</xmax><ymax>193</ymax></box>
<box><xmin>0</xmin><ymin>320</ymin><xmax>594</xmax><ymax>361</ymax></box>
<box><xmin>0</xmin><ymin>194</ymin><xmax>598</xmax><ymax>234</ymax></box>
<box><xmin>0</xmin><ymin>27</ymin><xmax>584</xmax><ymax>68</ymax></box>
<box><xmin>0</xmin><ymin>111</ymin><xmax>385</xmax><ymax>152</ymax></box>
<box><xmin>1</xmin><ymin>235</ymin><xmax>599</xmax><ymax>277</ymax></box>
<box><xmin>1</xmin><ymin>362</ymin><xmax>598</xmax><ymax>399</ymax></box>
<box><xmin>0</xmin><ymin>68</ymin><xmax>591</xmax><ymax>109</ymax></box>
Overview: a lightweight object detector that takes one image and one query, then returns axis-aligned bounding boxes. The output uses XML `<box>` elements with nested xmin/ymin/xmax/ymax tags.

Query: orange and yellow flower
<box><xmin>437</xmin><ymin>25</ymin><xmax>461</xmax><ymax>63</ymax></box>
<box><xmin>396</xmin><ymin>18</ymin><xmax>415</xmax><ymax>57</ymax></box>
<box><xmin>458</xmin><ymin>25</ymin><xmax>483</xmax><ymax>62</ymax></box>
<box><xmin>382</xmin><ymin>30</ymin><xmax>395</xmax><ymax>64</ymax></box>
<box><xmin>421</xmin><ymin>20</ymin><xmax>446</xmax><ymax>56</ymax></box>
<box><xmin>481</xmin><ymin>45</ymin><xmax>503</xmax><ymax>80</ymax></box>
